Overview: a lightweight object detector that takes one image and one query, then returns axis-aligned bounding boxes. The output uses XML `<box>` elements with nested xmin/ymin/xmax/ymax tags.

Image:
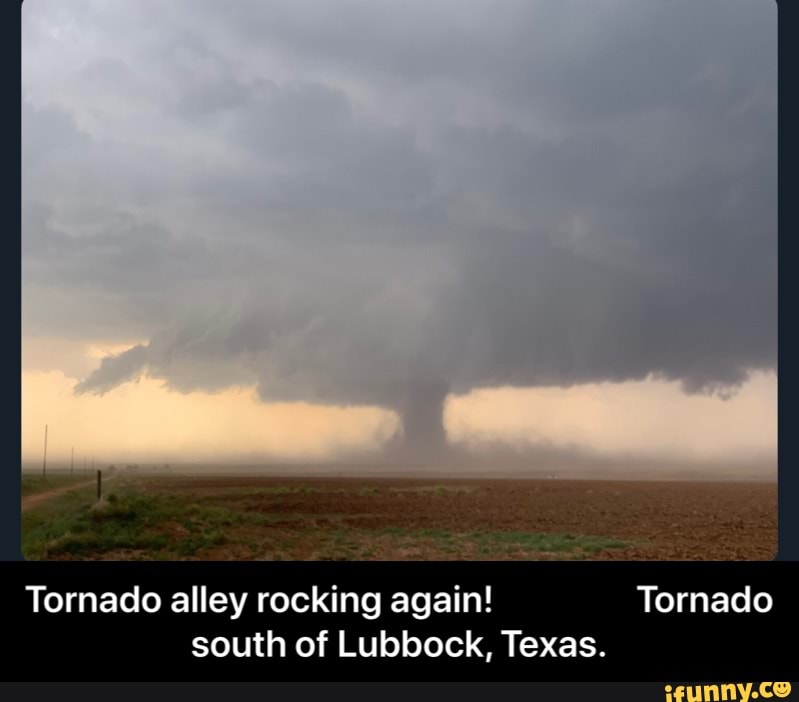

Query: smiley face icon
<box><xmin>773</xmin><ymin>683</ymin><xmax>792</xmax><ymax>699</ymax></box>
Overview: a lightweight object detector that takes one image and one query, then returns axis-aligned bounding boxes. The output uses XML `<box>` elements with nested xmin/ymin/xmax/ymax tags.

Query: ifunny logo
<box><xmin>665</xmin><ymin>683</ymin><xmax>792</xmax><ymax>702</ymax></box>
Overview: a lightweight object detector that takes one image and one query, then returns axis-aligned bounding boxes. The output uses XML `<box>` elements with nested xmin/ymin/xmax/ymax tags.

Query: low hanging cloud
<box><xmin>23</xmin><ymin>0</ymin><xmax>777</xmax><ymax>455</ymax></box>
<box><xmin>73</xmin><ymin>344</ymin><xmax>149</xmax><ymax>396</ymax></box>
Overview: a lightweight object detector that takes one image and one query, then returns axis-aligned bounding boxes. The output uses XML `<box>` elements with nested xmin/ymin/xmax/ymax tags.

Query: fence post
<box><xmin>97</xmin><ymin>470</ymin><xmax>102</xmax><ymax>501</ymax></box>
<box><xmin>42</xmin><ymin>424</ymin><xmax>48</xmax><ymax>478</ymax></box>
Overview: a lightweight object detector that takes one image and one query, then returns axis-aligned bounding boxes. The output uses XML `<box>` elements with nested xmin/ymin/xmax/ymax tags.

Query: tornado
<box><xmin>56</xmin><ymin>0</ymin><xmax>775</xmax><ymax>468</ymax></box>
<box><xmin>389</xmin><ymin>381</ymin><xmax>450</xmax><ymax>463</ymax></box>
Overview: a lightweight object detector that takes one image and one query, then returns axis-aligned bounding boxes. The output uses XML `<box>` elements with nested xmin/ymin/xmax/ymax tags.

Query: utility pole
<box><xmin>42</xmin><ymin>424</ymin><xmax>48</xmax><ymax>478</ymax></box>
<box><xmin>70</xmin><ymin>447</ymin><xmax>74</xmax><ymax>477</ymax></box>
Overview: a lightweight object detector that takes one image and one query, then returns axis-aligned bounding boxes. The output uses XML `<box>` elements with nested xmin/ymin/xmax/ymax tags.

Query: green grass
<box><xmin>361</xmin><ymin>526</ymin><xmax>631</xmax><ymax>558</ymax></box>
<box><xmin>21</xmin><ymin>474</ymin><xmax>89</xmax><ymax>497</ymax></box>
<box><xmin>379</xmin><ymin>526</ymin><xmax>453</xmax><ymax>539</ymax></box>
<box><xmin>22</xmin><ymin>481</ymin><xmax>634</xmax><ymax>561</ymax></box>
<box><xmin>309</xmin><ymin>526</ymin><xmax>633</xmax><ymax>560</ymax></box>
<box><xmin>21</xmin><ymin>485</ymin><xmax>269</xmax><ymax>560</ymax></box>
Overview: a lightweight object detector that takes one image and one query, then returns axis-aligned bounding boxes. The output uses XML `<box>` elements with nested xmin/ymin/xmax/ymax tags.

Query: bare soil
<box><xmin>135</xmin><ymin>476</ymin><xmax>777</xmax><ymax>560</ymax></box>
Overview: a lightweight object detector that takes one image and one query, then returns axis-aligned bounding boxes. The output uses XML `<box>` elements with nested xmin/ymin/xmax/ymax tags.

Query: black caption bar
<box><xmin>3</xmin><ymin>561</ymin><xmax>796</xmax><ymax>681</ymax></box>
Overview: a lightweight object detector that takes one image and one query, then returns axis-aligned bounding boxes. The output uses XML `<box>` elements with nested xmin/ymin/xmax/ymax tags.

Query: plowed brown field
<box><xmin>136</xmin><ymin>476</ymin><xmax>776</xmax><ymax>560</ymax></box>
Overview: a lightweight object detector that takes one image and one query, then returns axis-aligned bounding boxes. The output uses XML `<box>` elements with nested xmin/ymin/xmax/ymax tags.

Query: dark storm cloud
<box><xmin>22</xmin><ymin>0</ymin><xmax>777</xmax><ymax>450</ymax></box>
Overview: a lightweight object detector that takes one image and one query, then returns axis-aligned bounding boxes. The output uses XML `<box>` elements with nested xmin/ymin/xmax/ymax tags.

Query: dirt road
<box><xmin>21</xmin><ymin>479</ymin><xmax>97</xmax><ymax>513</ymax></box>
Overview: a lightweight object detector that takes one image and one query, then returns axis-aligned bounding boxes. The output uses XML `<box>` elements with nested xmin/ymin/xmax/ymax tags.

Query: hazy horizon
<box><xmin>22</xmin><ymin>1</ymin><xmax>777</xmax><ymax>473</ymax></box>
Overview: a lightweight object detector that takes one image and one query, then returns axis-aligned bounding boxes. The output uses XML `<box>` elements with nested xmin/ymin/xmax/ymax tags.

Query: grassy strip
<box><xmin>294</xmin><ymin>526</ymin><xmax>633</xmax><ymax>561</ymax></box>
<box><xmin>21</xmin><ymin>475</ymin><xmax>90</xmax><ymax>497</ymax></box>
<box><xmin>22</xmin><ymin>483</ymin><xmax>634</xmax><ymax>561</ymax></box>
<box><xmin>367</xmin><ymin>527</ymin><xmax>631</xmax><ymax>556</ymax></box>
<box><xmin>22</xmin><ymin>485</ymin><xmax>274</xmax><ymax>560</ymax></box>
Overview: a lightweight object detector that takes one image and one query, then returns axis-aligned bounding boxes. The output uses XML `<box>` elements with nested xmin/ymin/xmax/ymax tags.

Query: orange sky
<box><xmin>21</xmin><ymin>336</ymin><xmax>777</xmax><ymax>466</ymax></box>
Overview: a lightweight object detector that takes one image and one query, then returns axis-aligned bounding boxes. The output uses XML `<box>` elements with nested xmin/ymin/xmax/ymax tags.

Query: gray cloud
<box><xmin>73</xmin><ymin>344</ymin><xmax>148</xmax><ymax>395</ymax></box>
<box><xmin>22</xmin><ymin>0</ymin><xmax>777</xmax><ymax>454</ymax></box>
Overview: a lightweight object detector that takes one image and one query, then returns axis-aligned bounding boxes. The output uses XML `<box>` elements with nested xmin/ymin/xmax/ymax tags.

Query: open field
<box><xmin>21</xmin><ymin>475</ymin><xmax>776</xmax><ymax>561</ymax></box>
<box><xmin>22</xmin><ymin>474</ymin><xmax>92</xmax><ymax>497</ymax></box>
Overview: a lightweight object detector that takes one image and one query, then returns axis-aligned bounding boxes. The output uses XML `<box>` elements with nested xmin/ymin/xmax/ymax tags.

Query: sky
<box><xmin>21</xmin><ymin>0</ymin><xmax>777</xmax><ymax>470</ymax></box>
